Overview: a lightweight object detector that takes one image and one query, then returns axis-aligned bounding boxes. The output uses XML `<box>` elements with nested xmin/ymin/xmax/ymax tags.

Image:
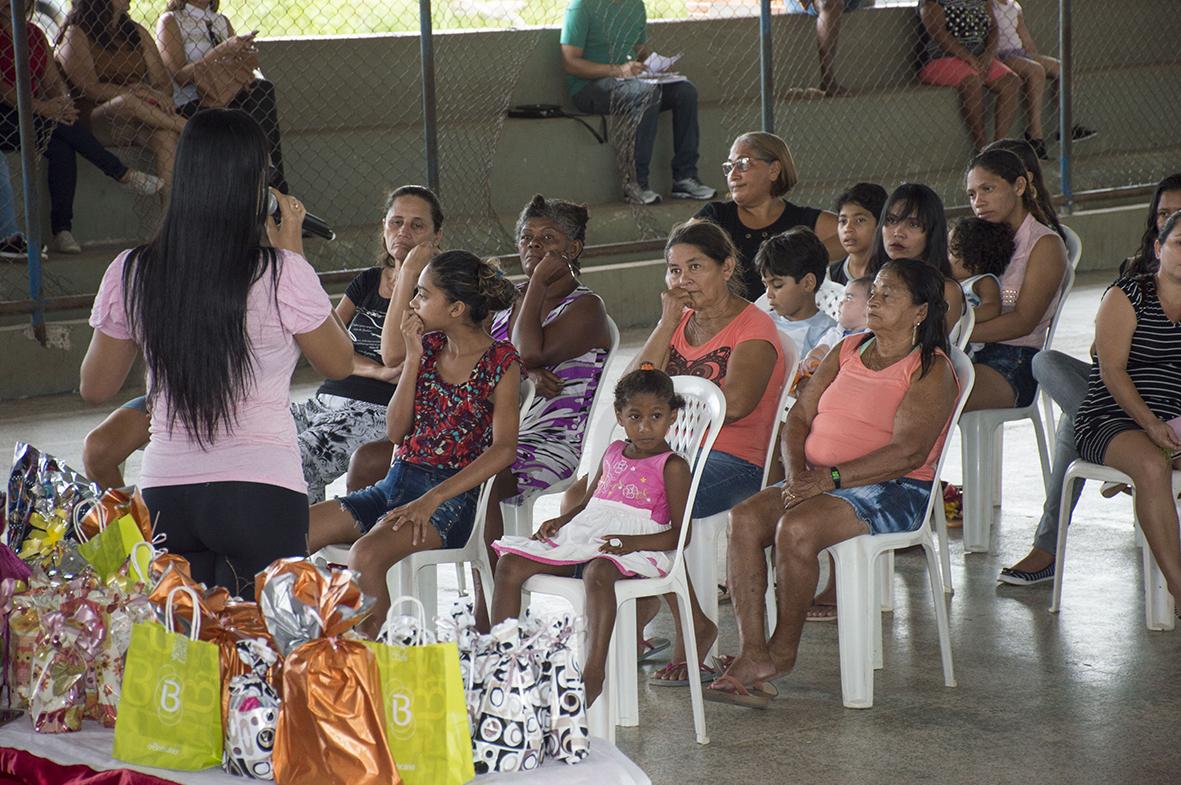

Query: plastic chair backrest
<box><xmin>1062</xmin><ymin>225</ymin><xmax>1083</xmax><ymax>272</ymax></box>
<box><xmin>917</xmin><ymin>348</ymin><xmax>976</xmax><ymax>526</ymax></box>
<box><xmin>816</xmin><ymin>279</ymin><xmax>847</xmax><ymax>323</ymax></box>
<box><xmin>574</xmin><ymin>316</ymin><xmax>622</xmax><ymax>478</ymax></box>
<box><xmin>760</xmin><ymin>329</ymin><xmax>798</xmax><ymax>486</ymax></box>
<box><xmin>665</xmin><ymin>377</ymin><xmax>727</xmax><ymax>572</ymax></box>
<box><xmin>1042</xmin><ymin>246</ymin><xmax>1077</xmax><ymax>353</ymax></box>
<box><xmin>949</xmin><ymin>305</ymin><xmax>975</xmax><ymax>353</ymax></box>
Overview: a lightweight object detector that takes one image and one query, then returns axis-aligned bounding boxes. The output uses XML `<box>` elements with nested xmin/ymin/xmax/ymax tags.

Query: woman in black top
<box><xmin>695</xmin><ymin>132</ymin><xmax>840</xmax><ymax>298</ymax></box>
<box><xmin>290</xmin><ymin>185</ymin><xmax>443</xmax><ymax>503</ymax></box>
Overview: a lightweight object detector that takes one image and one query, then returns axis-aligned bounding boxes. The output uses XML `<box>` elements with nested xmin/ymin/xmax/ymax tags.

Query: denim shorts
<box><xmin>785</xmin><ymin>0</ymin><xmax>865</xmax><ymax>16</ymax></box>
<box><xmin>827</xmin><ymin>477</ymin><xmax>933</xmax><ymax>535</ymax></box>
<box><xmin>974</xmin><ymin>343</ymin><xmax>1040</xmax><ymax>408</ymax></box>
<box><xmin>339</xmin><ymin>460</ymin><xmax>478</xmax><ymax>548</ymax></box>
<box><xmin>121</xmin><ymin>395</ymin><xmax>147</xmax><ymax>412</ymax></box>
<box><xmin>691</xmin><ymin>450</ymin><xmax>764</xmax><ymax>518</ymax></box>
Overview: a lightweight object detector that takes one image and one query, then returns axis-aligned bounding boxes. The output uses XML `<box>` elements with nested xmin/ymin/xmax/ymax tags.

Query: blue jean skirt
<box><xmin>339</xmin><ymin>460</ymin><xmax>479</xmax><ymax>548</ymax></box>
<box><xmin>827</xmin><ymin>477</ymin><xmax>933</xmax><ymax>535</ymax></box>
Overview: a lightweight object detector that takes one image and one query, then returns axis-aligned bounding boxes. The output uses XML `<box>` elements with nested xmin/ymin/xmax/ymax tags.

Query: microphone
<box><xmin>267</xmin><ymin>192</ymin><xmax>336</xmax><ymax>241</ymax></box>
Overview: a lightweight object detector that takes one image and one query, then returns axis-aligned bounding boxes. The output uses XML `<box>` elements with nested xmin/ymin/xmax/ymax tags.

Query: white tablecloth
<box><xmin>0</xmin><ymin>721</ymin><xmax>650</xmax><ymax>785</ymax></box>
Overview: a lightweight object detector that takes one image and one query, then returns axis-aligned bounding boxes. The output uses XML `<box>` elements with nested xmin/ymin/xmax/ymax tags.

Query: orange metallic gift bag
<box><xmin>259</xmin><ymin>558</ymin><xmax>400</xmax><ymax>785</ymax></box>
<box><xmin>273</xmin><ymin>637</ymin><xmax>400</xmax><ymax>785</ymax></box>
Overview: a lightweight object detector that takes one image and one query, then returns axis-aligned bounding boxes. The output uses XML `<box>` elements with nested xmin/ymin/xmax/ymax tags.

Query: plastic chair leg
<box><xmin>764</xmin><ymin>548</ymin><xmax>777</xmax><ymax>637</ymax></box>
<box><xmin>878</xmin><ymin>551</ymin><xmax>895</xmax><ymax>612</ymax></box>
<box><xmin>992</xmin><ymin>426</ymin><xmax>1004</xmax><ymax>507</ymax></box>
<box><xmin>673</xmin><ymin>583</ymin><xmax>709</xmax><ymax>744</ymax></box>
<box><xmin>961</xmin><ymin>417</ymin><xmax>994</xmax><ymax>553</ymax></box>
<box><xmin>1049</xmin><ymin>471</ymin><xmax>1079</xmax><ymax>613</ymax></box>
<box><xmin>833</xmin><ymin>541</ymin><xmax>874</xmax><ymax>709</ymax></box>
<box><xmin>921</xmin><ymin>538</ymin><xmax>957</xmax><ymax>687</ymax></box>
<box><xmin>932</xmin><ymin>494</ymin><xmax>954</xmax><ymax>594</ymax></box>
<box><xmin>1030</xmin><ymin>408</ymin><xmax>1053</xmax><ymax>496</ymax></box>
<box><xmin>614</xmin><ymin>600</ymin><xmax>639</xmax><ymax>727</ymax></box>
<box><xmin>685</xmin><ymin>517</ymin><xmax>723</xmax><ymax>659</ymax></box>
<box><xmin>1139</xmin><ymin>525</ymin><xmax>1177</xmax><ymax>631</ymax></box>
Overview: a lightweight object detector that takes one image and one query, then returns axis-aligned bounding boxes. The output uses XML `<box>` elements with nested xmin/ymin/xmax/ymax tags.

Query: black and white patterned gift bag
<box><xmin>223</xmin><ymin>639</ymin><xmax>281</xmax><ymax>780</ymax></box>
<box><xmin>471</xmin><ymin>651</ymin><xmax>546</xmax><ymax>773</ymax></box>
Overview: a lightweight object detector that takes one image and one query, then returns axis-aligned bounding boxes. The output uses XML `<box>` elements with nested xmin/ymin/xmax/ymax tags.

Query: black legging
<box><xmin>142</xmin><ymin>480</ymin><xmax>308</xmax><ymax>600</ymax></box>
<box><xmin>0</xmin><ymin>103</ymin><xmax>128</xmax><ymax>233</ymax></box>
<box><xmin>179</xmin><ymin>78</ymin><xmax>288</xmax><ymax>193</ymax></box>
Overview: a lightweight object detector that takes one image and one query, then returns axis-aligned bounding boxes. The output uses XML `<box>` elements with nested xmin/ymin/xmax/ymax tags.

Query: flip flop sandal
<box><xmin>638</xmin><ymin>636</ymin><xmax>672</xmax><ymax>665</ymax></box>
<box><xmin>804</xmin><ymin>602</ymin><xmax>838</xmax><ymax>622</ymax></box>
<box><xmin>703</xmin><ymin>674</ymin><xmax>779</xmax><ymax>709</ymax></box>
<box><xmin>649</xmin><ymin>661</ymin><xmax>717</xmax><ymax>687</ymax></box>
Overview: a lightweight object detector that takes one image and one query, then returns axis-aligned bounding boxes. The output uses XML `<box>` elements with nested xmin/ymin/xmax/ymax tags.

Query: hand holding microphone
<box><xmin>266</xmin><ymin>189</ymin><xmax>335</xmax><ymax>244</ymax></box>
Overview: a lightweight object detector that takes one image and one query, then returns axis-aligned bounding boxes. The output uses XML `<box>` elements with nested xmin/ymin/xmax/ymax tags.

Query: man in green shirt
<box><xmin>560</xmin><ymin>0</ymin><xmax>715</xmax><ymax>206</ymax></box>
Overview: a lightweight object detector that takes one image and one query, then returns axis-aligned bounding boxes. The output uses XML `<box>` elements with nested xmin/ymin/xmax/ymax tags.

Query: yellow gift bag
<box><xmin>365</xmin><ymin>597</ymin><xmax>475</xmax><ymax>785</ymax></box>
<box><xmin>113</xmin><ymin>586</ymin><xmax>223</xmax><ymax>770</ymax></box>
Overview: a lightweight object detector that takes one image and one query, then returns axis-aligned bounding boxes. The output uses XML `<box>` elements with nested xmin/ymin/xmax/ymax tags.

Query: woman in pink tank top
<box><xmin>964</xmin><ymin>146</ymin><xmax>1067</xmax><ymax>410</ymax></box>
<box><xmin>707</xmin><ymin>261</ymin><xmax>961</xmax><ymax>706</ymax></box>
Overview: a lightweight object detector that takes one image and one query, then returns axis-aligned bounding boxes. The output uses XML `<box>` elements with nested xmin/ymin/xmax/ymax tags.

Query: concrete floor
<box><xmin>2</xmin><ymin>272</ymin><xmax>1178</xmax><ymax>784</ymax></box>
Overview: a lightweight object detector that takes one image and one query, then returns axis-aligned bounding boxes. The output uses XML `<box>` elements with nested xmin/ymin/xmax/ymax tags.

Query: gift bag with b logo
<box><xmin>365</xmin><ymin>597</ymin><xmax>474</xmax><ymax>785</ymax></box>
<box><xmin>113</xmin><ymin>586</ymin><xmax>223</xmax><ymax>770</ymax></box>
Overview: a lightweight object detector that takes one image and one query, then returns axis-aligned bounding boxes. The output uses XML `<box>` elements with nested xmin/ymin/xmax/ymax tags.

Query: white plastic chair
<box><xmin>684</xmin><ymin>329</ymin><xmax>798</xmax><ymax>659</ymax></box>
<box><xmin>501</xmin><ymin>317</ymin><xmax>621</xmax><ymax>538</ymax></box>
<box><xmin>392</xmin><ymin>380</ymin><xmax>535</xmax><ymax>616</ymax></box>
<box><xmin>958</xmin><ymin>252</ymin><xmax>1077</xmax><ymax>553</ymax></box>
<box><xmin>949</xmin><ymin>305</ymin><xmax>975</xmax><ymax>353</ymax></box>
<box><xmin>825</xmin><ymin>347</ymin><xmax>974</xmax><ymax>708</ymax></box>
<box><xmin>1050</xmin><ymin>460</ymin><xmax>1177</xmax><ymax>631</ymax></box>
<box><xmin>521</xmin><ymin>376</ymin><xmax>726</xmax><ymax>745</ymax></box>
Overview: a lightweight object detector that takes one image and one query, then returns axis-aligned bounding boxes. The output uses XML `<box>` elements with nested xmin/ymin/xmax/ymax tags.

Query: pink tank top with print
<box><xmin>592</xmin><ymin>440</ymin><xmax>674</xmax><ymax>523</ymax></box>
<box><xmin>999</xmin><ymin>212</ymin><xmax>1066</xmax><ymax>350</ymax></box>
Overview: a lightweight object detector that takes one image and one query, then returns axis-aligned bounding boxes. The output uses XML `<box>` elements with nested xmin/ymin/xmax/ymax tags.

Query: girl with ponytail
<box><xmin>308</xmin><ymin>251</ymin><xmax>522</xmax><ymax>636</ymax></box>
<box><xmin>963</xmin><ymin>147</ymin><xmax>1068</xmax><ymax>411</ymax></box>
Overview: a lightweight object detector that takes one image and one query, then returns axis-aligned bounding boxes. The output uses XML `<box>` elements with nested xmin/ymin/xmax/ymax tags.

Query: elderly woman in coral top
<box><xmin>708</xmin><ymin>260</ymin><xmax>960</xmax><ymax>707</ymax></box>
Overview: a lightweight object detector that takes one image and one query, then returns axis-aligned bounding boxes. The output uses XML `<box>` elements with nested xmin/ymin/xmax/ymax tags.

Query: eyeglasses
<box><xmin>722</xmin><ymin>156</ymin><xmax>770</xmax><ymax>177</ymax></box>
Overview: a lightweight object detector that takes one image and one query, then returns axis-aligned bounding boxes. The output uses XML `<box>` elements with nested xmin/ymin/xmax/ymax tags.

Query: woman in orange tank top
<box><xmin>708</xmin><ymin>260</ymin><xmax>961</xmax><ymax>706</ymax></box>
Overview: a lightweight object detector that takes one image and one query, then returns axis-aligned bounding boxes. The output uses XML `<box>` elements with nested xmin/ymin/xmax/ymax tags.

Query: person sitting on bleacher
<box><xmin>917</xmin><ymin>0</ymin><xmax>1019</xmax><ymax>152</ymax></box>
<box><xmin>697</xmin><ymin>132</ymin><xmax>840</xmax><ymax>299</ymax></box>
<box><xmin>962</xmin><ymin>147</ymin><xmax>1066</xmax><ymax>412</ymax></box>
<box><xmin>711</xmin><ymin>260</ymin><xmax>959</xmax><ymax>707</ymax></box>
<box><xmin>55</xmin><ymin>0</ymin><xmax>186</xmax><ymax>199</ymax></box>
<box><xmin>0</xmin><ymin>0</ymin><xmax>162</xmax><ymax>257</ymax></box>
<box><xmin>559</xmin><ymin>0</ymin><xmax>715</xmax><ymax>206</ymax></box>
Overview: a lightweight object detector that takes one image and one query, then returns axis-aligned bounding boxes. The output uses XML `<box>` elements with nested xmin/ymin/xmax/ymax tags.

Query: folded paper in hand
<box><xmin>616</xmin><ymin>51</ymin><xmax>688</xmax><ymax>84</ymax></box>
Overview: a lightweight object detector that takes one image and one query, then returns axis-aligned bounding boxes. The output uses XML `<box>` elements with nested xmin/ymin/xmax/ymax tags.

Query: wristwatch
<box><xmin>829</xmin><ymin>466</ymin><xmax>842</xmax><ymax>489</ymax></box>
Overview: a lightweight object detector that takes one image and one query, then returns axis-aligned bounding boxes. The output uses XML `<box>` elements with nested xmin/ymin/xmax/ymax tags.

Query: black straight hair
<box><xmin>123</xmin><ymin>109</ymin><xmax>277</xmax><ymax>447</ymax></box>
<box><xmin>878</xmin><ymin>260</ymin><xmax>949</xmax><ymax>377</ymax></box>
<box><xmin>1130</xmin><ymin>173</ymin><xmax>1181</xmax><ymax>275</ymax></box>
<box><xmin>754</xmin><ymin>226</ymin><xmax>828</xmax><ymax>284</ymax></box>
<box><xmin>869</xmin><ymin>183</ymin><xmax>950</xmax><ymax>277</ymax></box>
<box><xmin>59</xmin><ymin>0</ymin><xmax>140</xmax><ymax>48</ymax></box>
<box><xmin>834</xmin><ymin>182</ymin><xmax>888</xmax><ymax>222</ymax></box>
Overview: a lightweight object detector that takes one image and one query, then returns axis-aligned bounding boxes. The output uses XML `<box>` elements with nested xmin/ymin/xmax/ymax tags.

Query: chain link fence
<box><xmin>2</xmin><ymin>0</ymin><xmax>1178</xmax><ymax>305</ymax></box>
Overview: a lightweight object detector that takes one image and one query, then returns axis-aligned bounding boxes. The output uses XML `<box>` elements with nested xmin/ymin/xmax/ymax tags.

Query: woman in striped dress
<box><xmin>1074</xmin><ymin>210</ymin><xmax>1181</xmax><ymax>605</ymax></box>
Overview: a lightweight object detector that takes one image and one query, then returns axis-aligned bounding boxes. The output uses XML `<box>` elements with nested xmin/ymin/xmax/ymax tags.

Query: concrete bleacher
<box><xmin>13</xmin><ymin>0</ymin><xmax>1176</xmax><ymax>257</ymax></box>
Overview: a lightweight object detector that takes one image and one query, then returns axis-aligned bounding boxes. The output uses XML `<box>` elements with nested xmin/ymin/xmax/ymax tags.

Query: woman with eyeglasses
<box><xmin>695</xmin><ymin>132</ymin><xmax>841</xmax><ymax>298</ymax></box>
<box><xmin>156</xmin><ymin>0</ymin><xmax>287</xmax><ymax>191</ymax></box>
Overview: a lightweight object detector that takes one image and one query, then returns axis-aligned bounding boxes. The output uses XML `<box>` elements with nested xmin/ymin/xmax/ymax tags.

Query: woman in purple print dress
<box><xmin>476</xmin><ymin>195</ymin><xmax>612</xmax><ymax>621</ymax></box>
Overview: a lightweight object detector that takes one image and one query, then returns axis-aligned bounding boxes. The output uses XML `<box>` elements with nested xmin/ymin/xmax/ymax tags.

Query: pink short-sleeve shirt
<box><xmin>89</xmin><ymin>248</ymin><xmax>332</xmax><ymax>494</ymax></box>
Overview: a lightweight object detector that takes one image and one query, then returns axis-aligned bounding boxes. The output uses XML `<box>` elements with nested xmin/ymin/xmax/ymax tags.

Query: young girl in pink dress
<box><xmin>491</xmin><ymin>365</ymin><xmax>692</xmax><ymax>706</ymax></box>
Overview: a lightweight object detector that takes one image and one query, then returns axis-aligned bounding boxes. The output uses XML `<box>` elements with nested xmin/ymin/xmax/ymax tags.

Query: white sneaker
<box><xmin>671</xmin><ymin>178</ymin><xmax>716</xmax><ymax>200</ymax></box>
<box><xmin>120</xmin><ymin>169</ymin><xmax>164</xmax><ymax>196</ymax></box>
<box><xmin>623</xmin><ymin>182</ymin><xmax>661</xmax><ymax>205</ymax></box>
<box><xmin>52</xmin><ymin>230</ymin><xmax>82</xmax><ymax>254</ymax></box>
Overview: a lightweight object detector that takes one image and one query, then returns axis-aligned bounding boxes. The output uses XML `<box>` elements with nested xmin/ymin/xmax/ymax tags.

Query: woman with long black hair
<box><xmin>80</xmin><ymin>108</ymin><xmax>352</xmax><ymax>598</ymax></box>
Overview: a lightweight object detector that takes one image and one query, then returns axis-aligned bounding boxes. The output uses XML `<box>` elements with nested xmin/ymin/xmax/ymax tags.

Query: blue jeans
<box><xmin>691</xmin><ymin>450</ymin><xmax>763</xmax><ymax>518</ymax></box>
<box><xmin>339</xmin><ymin>460</ymin><xmax>479</xmax><ymax>548</ymax></box>
<box><xmin>1030</xmin><ymin>350</ymin><xmax>1091</xmax><ymax>553</ymax></box>
<box><xmin>572</xmin><ymin>77</ymin><xmax>700</xmax><ymax>188</ymax></box>
<box><xmin>0</xmin><ymin>155</ymin><xmax>17</xmax><ymax>238</ymax></box>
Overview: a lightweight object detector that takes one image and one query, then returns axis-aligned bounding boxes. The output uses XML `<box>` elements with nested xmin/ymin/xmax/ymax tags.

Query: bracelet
<box><xmin>829</xmin><ymin>466</ymin><xmax>842</xmax><ymax>489</ymax></box>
